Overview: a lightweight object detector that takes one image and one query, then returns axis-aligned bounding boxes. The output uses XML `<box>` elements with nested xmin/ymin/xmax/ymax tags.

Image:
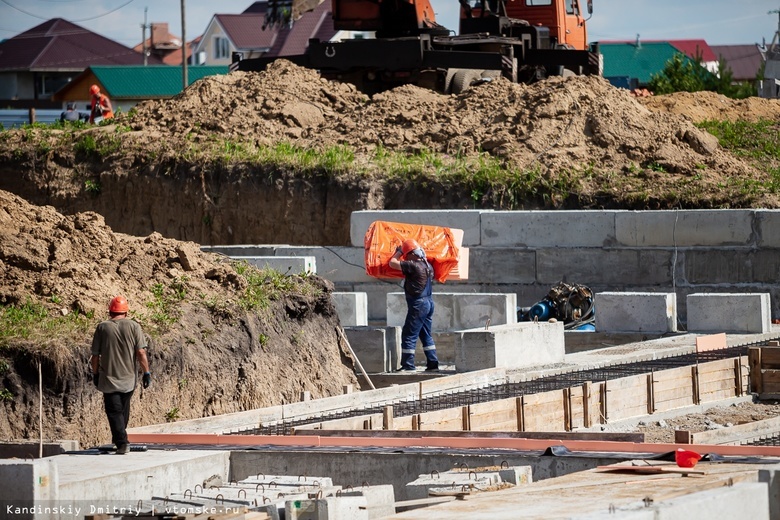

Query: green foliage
<box><xmin>258</xmin><ymin>334</ymin><xmax>269</xmax><ymax>348</ymax></box>
<box><xmin>697</xmin><ymin>120</ymin><xmax>780</xmax><ymax>160</ymax></box>
<box><xmin>0</xmin><ymin>359</ymin><xmax>8</xmax><ymax>374</ymax></box>
<box><xmin>231</xmin><ymin>261</ymin><xmax>321</xmax><ymax>311</ymax></box>
<box><xmin>144</xmin><ymin>277</ymin><xmax>189</xmax><ymax>331</ymax></box>
<box><xmin>84</xmin><ymin>179</ymin><xmax>101</xmax><ymax>195</ymax></box>
<box><xmin>649</xmin><ymin>53</ymin><xmax>756</xmax><ymax>99</ymax></box>
<box><xmin>0</xmin><ymin>301</ymin><xmax>94</xmax><ymax>347</ymax></box>
<box><xmin>0</xmin><ymin>388</ymin><xmax>12</xmax><ymax>401</ymax></box>
<box><xmin>165</xmin><ymin>407</ymin><xmax>180</xmax><ymax>422</ymax></box>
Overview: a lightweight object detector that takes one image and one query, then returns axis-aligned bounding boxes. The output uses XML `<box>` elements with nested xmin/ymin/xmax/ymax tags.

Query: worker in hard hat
<box><xmin>88</xmin><ymin>84</ymin><xmax>114</xmax><ymax>124</ymax></box>
<box><xmin>90</xmin><ymin>295</ymin><xmax>151</xmax><ymax>455</ymax></box>
<box><xmin>389</xmin><ymin>239</ymin><xmax>439</xmax><ymax>372</ymax></box>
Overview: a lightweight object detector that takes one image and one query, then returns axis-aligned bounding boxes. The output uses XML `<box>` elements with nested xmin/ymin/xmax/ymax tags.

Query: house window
<box><xmin>526</xmin><ymin>0</ymin><xmax>552</xmax><ymax>5</ymax></box>
<box><xmin>214</xmin><ymin>37</ymin><xmax>230</xmax><ymax>59</ymax></box>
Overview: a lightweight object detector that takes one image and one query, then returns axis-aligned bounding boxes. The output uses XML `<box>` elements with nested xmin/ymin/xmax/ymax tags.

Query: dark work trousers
<box><xmin>400</xmin><ymin>296</ymin><xmax>438</xmax><ymax>370</ymax></box>
<box><xmin>103</xmin><ymin>390</ymin><xmax>133</xmax><ymax>447</ymax></box>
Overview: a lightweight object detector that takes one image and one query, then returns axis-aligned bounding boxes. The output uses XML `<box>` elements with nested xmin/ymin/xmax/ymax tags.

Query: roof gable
<box><xmin>598</xmin><ymin>42</ymin><xmax>682</xmax><ymax>84</ymax></box>
<box><xmin>216</xmin><ymin>13</ymin><xmax>276</xmax><ymax>50</ymax></box>
<box><xmin>667</xmin><ymin>40</ymin><xmax>717</xmax><ymax>63</ymax></box>
<box><xmin>711</xmin><ymin>44</ymin><xmax>765</xmax><ymax>81</ymax></box>
<box><xmin>0</xmin><ymin>18</ymin><xmax>155</xmax><ymax>71</ymax></box>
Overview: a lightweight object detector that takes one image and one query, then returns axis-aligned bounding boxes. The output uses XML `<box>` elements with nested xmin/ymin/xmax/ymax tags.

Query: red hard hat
<box><xmin>89</xmin><ymin>84</ymin><xmax>100</xmax><ymax>96</ymax></box>
<box><xmin>109</xmin><ymin>295</ymin><xmax>129</xmax><ymax>313</ymax></box>
<box><xmin>401</xmin><ymin>239</ymin><xmax>420</xmax><ymax>256</ymax></box>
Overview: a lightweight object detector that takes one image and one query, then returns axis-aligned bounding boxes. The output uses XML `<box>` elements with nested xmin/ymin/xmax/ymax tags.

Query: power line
<box><xmin>0</xmin><ymin>0</ymin><xmax>136</xmax><ymax>22</ymax></box>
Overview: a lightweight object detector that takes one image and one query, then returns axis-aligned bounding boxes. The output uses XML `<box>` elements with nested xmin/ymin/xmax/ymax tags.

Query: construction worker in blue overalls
<box><xmin>389</xmin><ymin>239</ymin><xmax>439</xmax><ymax>372</ymax></box>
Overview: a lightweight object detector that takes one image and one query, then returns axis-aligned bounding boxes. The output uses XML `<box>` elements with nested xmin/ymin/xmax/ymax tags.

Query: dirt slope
<box><xmin>0</xmin><ymin>189</ymin><xmax>357</xmax><ymax>447</ymax></box>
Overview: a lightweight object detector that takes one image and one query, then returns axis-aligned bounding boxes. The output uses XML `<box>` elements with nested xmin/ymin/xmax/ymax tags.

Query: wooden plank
<box><xmin>383</xmin><ymin>406</ymin><xmax>394</xmax><ymax>431</ymax></box>
<box><xmin>698</xmin><ymin>378</ymin><xmax>738</xmax><ymax>395</ymax></box>
<box><xmin>655</xmin><ymin>396</ymin><xmax>699</xmax><ymax>413</ymax></box>
<box><xmin>760</xmin><ymin>347</ymin><xmax>780</xmax><ymax>368</ymax></box>
<box><xmin>653</xmin><ymin>385</ymin><xmax>698</xmax><ymax>403</ymax></box>
<box><xmin>394</xmin><ymin>415</ymin><xmax>414</xmax><ymax>431</ymax></box>
<box><xmin>688</xmin><ymin>416</ymin><xmax>780</xmax><ymax>445</ymax></box>
<box><xmin>749</xmin><ymin>347</ymin><xmax>762</xmax><ymax>394</ymax></box>
<box><xmin>462</xmin><ymin>405</ymin><xmax>470</xmax><ymax>431</ymax></box>
<box><xmin>517</xmin><ymin>396</ymin><xmax>524</xmax><ymax>432</ymax></box>
<box><xmin>582</xmin><ymin>382</ymin><xmax>592</xmax><ymax>428</ymax></box>
<box><xmin>647</xmin><ymin>374</ymin><xmax>655</xmax><ymax>414</ymax></box>
<box><xmin>735</xmin><ymin>358</ymin><xmax>743</xmax><ymax>397</ymax></box>
<box><xmin>417</xmin><ymin>407</ymin><xmax>464</xmax><ymax>431</ymax></box>
<box><xmin>759</xmin><ymin>370</ymin><xmax>780</xmax><ymax>387</ymax></box>
<box><xmin>675</xmin><ymin>430</ymin><xmax>693</xmax><ymax>444</ymax></box>
<box><xmin>692</xmin><ymin>365</ymin><xmax>700</xmax><ymax>405</ymax></box>
<box><xmin>603</xmin><ymin>373</ymin><xmax>647</xmax><ymax>393</ymax></box>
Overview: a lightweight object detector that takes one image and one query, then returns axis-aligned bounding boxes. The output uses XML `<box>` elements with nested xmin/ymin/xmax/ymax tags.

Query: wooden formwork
<box><xmin>291</xmin><ymin>357</ymin><xmax>748</xmax><ymax>434</ymax></box>
<box><xmin>749</xmin><ymin>344</ymin><xmax>780</xmax><ymax>399</ymax></box>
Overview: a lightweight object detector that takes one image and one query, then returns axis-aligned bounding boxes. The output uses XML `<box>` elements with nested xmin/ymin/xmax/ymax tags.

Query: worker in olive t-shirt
<box><xmin>90</xmin><ymin>295</ymin><xmax>151</xmax><ymax>454</ymax></box>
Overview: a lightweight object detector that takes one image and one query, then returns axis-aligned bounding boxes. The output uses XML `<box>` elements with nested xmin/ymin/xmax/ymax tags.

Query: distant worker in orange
<box><xmin>89</xmin><ymin>84</ymin><xmax>114</xmax><ymax>124</ymax></box>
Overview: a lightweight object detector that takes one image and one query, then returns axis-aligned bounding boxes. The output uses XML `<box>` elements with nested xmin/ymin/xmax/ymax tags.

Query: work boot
<box><xmin>116</xmin><ymin>444</ymin><xmax>129</xmax><ymax>455</ymax></box>
<box><xmin>426</xmin><ymin>364</ymin><xmax>439</xmax><ymax>372</ymax></box>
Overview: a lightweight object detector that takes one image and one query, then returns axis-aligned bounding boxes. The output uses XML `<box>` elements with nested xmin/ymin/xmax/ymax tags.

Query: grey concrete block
<box><xmin>756</xmin><ymin>210</ymin><xmax>780</xmax><ymax>248</ymax></box>
<box><xmin>332</xmin><ymin>292</ymin><xmax>368</xmax><ymax>327</ymax></box>
<box><xmin>594</xmin><ymin>292</ymin><xmax>677</xmax><ymax>333</ymax></box>
<box><xmin>287</xmin><ymin>496</ymin><xmax>369</xmax><ymax>520</ymax></box>
<box><xmin>350</xmin><ymin>210</ymin><xmax>485</xmax><ymax>247</ymax></box>
<box><xmin>387</xmin><ymin>293</ymin><xmax>517</xmax><ymax>332</ymax></box>
<box><xmin>536</xmin><ymin>249</ymin><xmax>672</xmax><ymax>286</ymax></box>
<box><xmin>480</xmin><ymin>211</ymin><xmax>618</xmax><ymax>247</ymax></box>
<box><xmin>758</xmin><ymin>466</ymin><xmax>780</xmax><ymax>520</ymax></box>
<box><xmin>455</xmin><ymin>322</ymin><xmax>565</xmax><ymax>372</ymax></box>
<box><xmin>687</xmin><ymin>293</ymin><xmax>772</xmax><ymax>333</ymax></box>
<box><xmin>405</xmin><ymin>471</ymin><xmax>500</xmax><ymax>500</ymax></box>
<box><xmin>0</xmin><ymin>459</ymin><xmax>59</xmax><ymax>519</ymax></box>
<box><xmin>339</xmin><ymin>484</ymin><xmax>395</xmax><ymax>519</ymax></box>
<box><xmin>615</xmin><ymin>210</ymin><xmax>755</xmax><ymax>247</ymax></box>
<box><xmin>343</xmin><ymin>327</ymin><xmax>389</xmax><ymax>373</ymax></box>
<box><xmin>235</xmin><ymin>256</ymin><xmax>316</xmax><ymax>274</ymax></box>
<box><xmin>467</xmin><ymin>248</ymin><xmax>536</xmax><ymax>283</ymax></box>
<box><xmin>685</xmin><ymin>250</ymin><xmax>780</xmax><ymax>284</ymax></box>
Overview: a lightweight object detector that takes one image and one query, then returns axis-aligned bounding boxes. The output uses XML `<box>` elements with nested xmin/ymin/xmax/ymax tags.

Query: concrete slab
<box><xmin>344</xmin><ymin>326</ymin><xmax>396</xmax><ymax>373</ymax></box>
<box><xmin>687</xmin><ymin>293</ymin><xmax>772</xmax><ymax>333</ymax></box>
<box><xmin>455</xmin><ymin>322</ymin><xmax>564</xmax><ymax>372</ymax></box>
<box><xmin>287</xmin><ymin>496</ymin><xmax>370</xmax><ymax>520</ymax></box>
<box><xmin>480</xmin><ymin>211</ymin><xmax>618</xmax><ymax>248</ymax></box>
<box><xmin>615</xmin><ymin>210</ymin><xmax>755</xmax><ymax>247</ymax></box>
<box><xmin>595</xmin><ymin>292</ymin><xmax>677</xmax><ymax>333</ymax></box>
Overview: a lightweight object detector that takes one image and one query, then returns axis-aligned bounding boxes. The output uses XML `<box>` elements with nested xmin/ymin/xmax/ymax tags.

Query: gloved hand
<box><xmin>92</xmin><ymin>373</ymin><xmax>99</xmax><ymax>387</ymax></box>
<box><xmin>395</xmin><ymin>246</ymin><xmax>403</xmax><ymax>256</ymax></box>
<box><xmin>142</xmin><ymin>372</ymin><xmax>152</xmax><ymax>389</ymax></box>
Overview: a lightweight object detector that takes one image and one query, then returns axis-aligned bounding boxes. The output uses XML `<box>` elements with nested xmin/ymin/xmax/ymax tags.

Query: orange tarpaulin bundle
<box><xmin>364</xmin><ymin>221</ymin><xmax>460</xmax><ymax>283</ymax></box>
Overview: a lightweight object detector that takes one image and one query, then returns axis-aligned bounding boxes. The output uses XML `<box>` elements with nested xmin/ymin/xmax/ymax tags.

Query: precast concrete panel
<box><xmin>274</xmin><ymin>246</ymin><xmax>371</xmax><ymax>282</ymax></box>
<box><xmin>332</xmin><ymin>292</ymin><xmax>368</xmax><ymax>326</ymax></box>
<box><xmin>350</xmin><ymin>210</ymin><xmax>485</xmax><ymax>247</ymax></box>
<box><xmin>615</xmin><ymin>210</ymin><xmax>755</xmax><ymax>247</ymax></box>
<box><xmin>480</xmin><ymin>211</ymin><xmax>618</xmax><ymax>247</ymax></box>
<box><xmin>687</xmin><ymin>292</ymin><xmax>772</xmax><ymax>334</ymax></box>
<box><xmin>467</xmin><ymin>248</ymin><xmax>536</xmax><ymax>283</ymax></box>
<box><xmin>387</xmin><ymin>293</ymin><xmax>517</xmax><ymax>332</ymax></box>
<box><xmin>594</xmin><ymin>292</ymin><xmax>677</xmax><ymax>333</ymax></box>
<box><xmin>684</xmin><ymin>250</ymin><xmax>780</xmax><ymax>284</ymax></box>
<box><xmin>536</xmin><ymin>249</ymin><xmax>672</xmax><ymax>286</ymax></box>
<box><xmin>756</xmin><ymin>210</ymin><xmax>780</xmax><ymax>248</ymax></box>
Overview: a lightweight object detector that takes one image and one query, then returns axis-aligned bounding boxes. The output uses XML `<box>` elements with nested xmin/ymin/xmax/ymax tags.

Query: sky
<box><xmin>0</xmin><ymin>0</ymin><xmax>778</xmax><ymax>49</ymax></box>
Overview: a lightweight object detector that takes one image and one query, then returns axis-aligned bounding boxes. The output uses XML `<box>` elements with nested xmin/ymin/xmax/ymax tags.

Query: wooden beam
<box><xmin>692</xmin><ymin>365</ymin><xmax>700</xmax><ymax>405</ymax></box>
<box><xmin>749</xmin><ymin>347</ymin><xmax>762</xmax><ymax>394</ymax></box>
<box><xmin>685</xmin><ymin>416</ymin><xmax>780</xmax><ymax>446</ymax></box>
<box><xmin>647</xmin><ymin>373</ymin><xmax>655</xmax><ymax>414</ymax></box>
<box><xmin>582</xmin><ymin>382</ymin><xmax>592</xmax><ymax>428</ymax></box>
<box><xmin>303</xmin><ymin>429</ymin><xmax>646</xmax><ymax>442</ymax></box>
<box><xmin>383</xmin><ymin>406</ymin><xmax>394</xmax><ymax>431</ymax></box>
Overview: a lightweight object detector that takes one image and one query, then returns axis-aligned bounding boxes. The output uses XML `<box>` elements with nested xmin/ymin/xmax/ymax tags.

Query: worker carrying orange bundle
<box><xmin>89</xmin><ymin>84</ymin><xmax>114</xmax><ymax>124</ymax></box>
<box><xmin>389</xmin><ymin>238</ymin><xmax>439</xmax><ymax>372</ymax></box>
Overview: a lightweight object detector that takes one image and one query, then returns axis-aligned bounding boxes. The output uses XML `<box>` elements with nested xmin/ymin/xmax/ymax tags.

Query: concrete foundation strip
<box><xmin>337</xmin><ymin>326</ymin><xmax>375</xmax><ymax>390</ymax></box>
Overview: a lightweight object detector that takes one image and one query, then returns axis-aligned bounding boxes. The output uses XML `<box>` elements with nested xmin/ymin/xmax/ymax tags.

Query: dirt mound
<box><xmin>638</xmin><ymin>91</ymin><xmax>780</xmax><ymax>123</ymax></box>
<box><xmin>0</xmin><ymin>189</ymin><xmax>358</xmax><ymax>447</ymax></box>
<box><xmin>126</xmin><ymin>60</ymin><xmax>757</xmax><ymax>179</ymax></box>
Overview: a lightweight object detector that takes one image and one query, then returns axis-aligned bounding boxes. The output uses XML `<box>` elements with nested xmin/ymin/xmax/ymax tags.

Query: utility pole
<box><xmin>141</xmin><ymin>7</ymin><xmax>149</xmax><ymax>66</ymax></box>
<box><xmin>770</xmin><ymin>8</ymin><xmax>780</xmax><ymax>51</ymax></box>
<box><xmin>181</xmin><ymin>0</ymin><xmax>188</xmax><ymax>90</ymax></box>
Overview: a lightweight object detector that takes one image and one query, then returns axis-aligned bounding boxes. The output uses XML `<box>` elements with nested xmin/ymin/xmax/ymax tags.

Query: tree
<box><xmin>648</xmin><ymin>52</ymin><xmax>757</xmax><ymax>99</ymax></box>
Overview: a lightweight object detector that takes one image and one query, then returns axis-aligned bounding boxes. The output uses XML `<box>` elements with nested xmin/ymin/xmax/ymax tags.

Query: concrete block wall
<box><xmin>204</xmin><ymin>209</ymin><xmax>780</xmax><ymax>326</ymax></box>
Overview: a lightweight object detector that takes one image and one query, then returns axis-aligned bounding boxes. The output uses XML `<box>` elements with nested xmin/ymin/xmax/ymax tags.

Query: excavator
<box><xmin>233</xmin><ymin>0</ymin><xmax>600</xmax><ymax>94</ymax></box>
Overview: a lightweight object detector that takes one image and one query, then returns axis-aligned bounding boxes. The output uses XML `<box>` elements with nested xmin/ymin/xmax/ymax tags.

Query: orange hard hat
<box><xmin>675</xmin><ymin>448</ymin><xmax>702</xmax><ymax>468</ymax></box>
<box><xmin>89</xmin><ymin>84</ymin><xmax>100</xmax><ymax>96</ymax></box>
<box><xmin>401</xmin><ymin>239</ymin><xmax>420</xmax><ymax>256</ymax></box>
<box><xmin>109</xmin><ymin>295</ymin><xmax>129</xmax><ymax>313</ymax></box>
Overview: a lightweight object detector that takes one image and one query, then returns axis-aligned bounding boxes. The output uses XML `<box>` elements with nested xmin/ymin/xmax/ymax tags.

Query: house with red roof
<box><xmin>192</xmin><ymin>1</ymin><xmax>360</xmax><ymax>66</ymax></box>
<box><xmin>133</xmin><ymin>22</ymin><xmax>202</xmax><ymax>66</ymax></box>
<box><xmin>0</xmin><ymin>18</ymin><xmax>159</xmax><ymax>108</ymax></box>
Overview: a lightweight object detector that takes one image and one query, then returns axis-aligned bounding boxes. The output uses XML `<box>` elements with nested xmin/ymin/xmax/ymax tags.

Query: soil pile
<box><xmin>638</xmin><ymin>90</ymin><xmax>780</xmax><ymax>123</ymax></box>
<box><xmin>0</xmin><ymin>189</ymin><xmax>358</xmax><ymax>447</ymax></box>
<box><xmin>127</xmin><ymin>59</ymin><xmax>771</xmax><ymax>179</ymax></box>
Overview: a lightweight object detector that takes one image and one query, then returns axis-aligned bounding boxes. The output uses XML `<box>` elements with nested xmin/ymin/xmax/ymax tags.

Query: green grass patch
<box><xmin>143</xmin><ymin>276</ymin><xmax>190</xmax><ymax>332</ymax></box>
<box><xmin>698</xmin><ymin>119</ymin><xmax>780</xmax><ymax>161</ymax></box>
<box><xmin>0</xmin><ymin>301</ymin><xmax>94</xmax><ymax>348</ymax></box>
<box><xmin>232</xmin><ymin>261</ymin><xmax>321</xmax><ymax>311</ymax></box>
